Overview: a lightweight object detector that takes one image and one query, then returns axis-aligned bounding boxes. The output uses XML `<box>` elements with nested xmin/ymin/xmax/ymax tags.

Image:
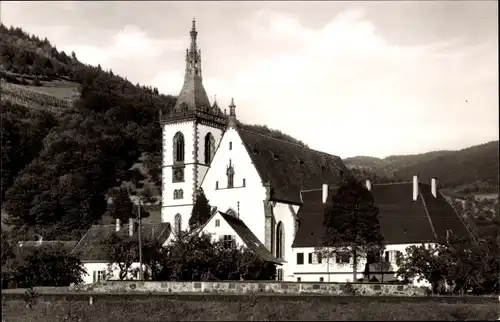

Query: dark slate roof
<box><xmin>419</xmin><ymin>183</ymin><xmax>473</xmax><ymax>244</ymax></box>
<box><xmin>237</xmin><ymin>128</ymin><xmax>347</xmax><ymax>204</ymax></box>
<box><xmin>218</xmin><ymin>212</ymin><xmax>283</xmax><ymax>265</ymax></box>
<box><xmin>292</xmin><ymin>182</ymin><xmax>474</xmax><ymax>247</ymax></box>
<box><xmin>15</xmin><ymin>241</ymin><xmax>78</xmax><ymax>257</ymax></box>
<box><xmin>173</xmin><ymin>74</ymin><xmax>212</xmax><ymax>112</ymax></box>
<box><xmin>71</xmin><ymin>223</ymin><xmax>171</xmax><ymax>262</ymax></box>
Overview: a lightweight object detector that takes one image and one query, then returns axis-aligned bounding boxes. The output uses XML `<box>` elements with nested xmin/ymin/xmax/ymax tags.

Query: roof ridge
<box><xmin>239</xmin><ymin>128</ymin><xmax>341</xmax><ymax>159</ymax></box>
<box><xmin>418</xmin><ymin>187</ymin><xmax>438</xmax><ymax>242</ymax></box>
<box><xmin>372</xmin><ymin>181</ymin><xmax>413</xmax><ymax>186</ymax></box>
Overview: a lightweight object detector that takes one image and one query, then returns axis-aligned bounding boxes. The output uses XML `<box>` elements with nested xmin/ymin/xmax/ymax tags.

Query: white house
<box><xmin>198</xmin><ymin>210</ymin><xmax>283</xmax><ymax>266</ymax></box>
<box><xmin>158</xmin><ymin>19</ymin><xmax>476</xmax><ymax>283</ymax></box>
<box><xmin>70</xmin><ymin>220</ymin><xmax>171</xmax><ymax>284</ymax></box>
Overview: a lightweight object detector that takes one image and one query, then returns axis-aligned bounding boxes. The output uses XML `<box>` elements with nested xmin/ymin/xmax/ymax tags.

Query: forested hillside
<box><xmin>345</xmin><ymin>142</ymin><xmax>498</xmax><ymax>195</ymax></box>
<box><xmin>0</xmin><ymin>24</ymin><xmax>308</xmax><ymax>241</ymax></box>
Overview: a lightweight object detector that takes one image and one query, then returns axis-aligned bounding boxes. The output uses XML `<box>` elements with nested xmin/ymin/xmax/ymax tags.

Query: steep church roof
<box><xmin>237</xmin><ymin>128</ymin><xmax>348</xmax><ymax>204</ymax></box>
<box><xmin>292</xmin><ymin>182</ymin><xmax>474</xmax><ymax>247</ymax></box>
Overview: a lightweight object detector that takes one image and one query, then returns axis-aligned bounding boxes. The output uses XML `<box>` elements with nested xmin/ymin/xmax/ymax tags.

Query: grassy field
<box><xmin>2</xmin><ymin>295</ymin><xmax>499</xmax><ymax>321</ymax></box>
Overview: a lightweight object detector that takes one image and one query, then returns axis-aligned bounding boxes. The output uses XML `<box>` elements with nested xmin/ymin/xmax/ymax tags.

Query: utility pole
<box><xmin>138</xmin><ymin>196</ymin><xmax>143</xmax><ymax>280</ymax></box>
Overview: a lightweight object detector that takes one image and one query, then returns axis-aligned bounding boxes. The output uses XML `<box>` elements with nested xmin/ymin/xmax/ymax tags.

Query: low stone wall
<box><xmin>71</xmin><ymin>281</ymin><xmax>427</xmax><ymax>297</ymax></box>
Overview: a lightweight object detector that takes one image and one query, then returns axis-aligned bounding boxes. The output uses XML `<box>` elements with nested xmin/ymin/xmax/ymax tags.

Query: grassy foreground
<box><xmin>2</xmin><ymin>295</ymin><xmax>499</xmax><ymax>321</ymax></box>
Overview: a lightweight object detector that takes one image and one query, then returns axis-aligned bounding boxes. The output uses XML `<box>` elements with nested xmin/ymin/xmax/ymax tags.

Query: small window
<box><xmin>277</xmin><ymin>269</ymin><xmax>284</xmax><ymax>281</ymax></box>
<box><xmin>97</xmin><ymin>270</ymin><xmax>106</xmax><ymax>282</ymax></box>
<box><xmin>215</xmin><ymin>219</ymin><xmax>220</xmax><ymax>227</ymax></box>
<box><xmin>229</xmin><ymin>142</ymin><xmax>232</xmax><ymax>150</ymax></box>
<box><xmin>297</xmin><ymin>253</ymin><xmax>304</xmax><ymax>265</ymax></box>
<box><xmin>385</xmin><ymin>250</ymin><xmax>401</xmax><ymax>263</ymax></box>
<box><xmin>319</xmin><ymin>277</ymin><xmax>324</xmax><ymax>282</ymax></box>
<box><xmin>242</xmin><ymin>178</ymin><xmax>246</xmax><ymax>187</ymax></box>
<box><xmin>336</xmin><ymin>253</ymin><xmax>350</xmax><ymax>264</ymax></box>
<box><xmin>309</xmin><ymin>252</ymin><xmax>321</xmax><ymax>264</ymax></box>
<box><xmin>297</xmin><ymin>277</ymin><xmax>301</xmax><ymax>282</ymax></box>
<box><xmin>216</xmin><ymin>181</ymin><xmax>219</xmax><ymax>189</ymax></box>
<box><xmin>222</xmin><ymin>235</ymin><xmax>235</xmax><ymax>248</ymax></box>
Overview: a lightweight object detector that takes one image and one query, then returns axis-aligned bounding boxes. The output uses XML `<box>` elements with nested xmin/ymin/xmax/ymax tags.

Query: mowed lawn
<box><xmin>2</xmin><ymin>295</ymin><xmax>499</xmax><ymax>321</ymax></box>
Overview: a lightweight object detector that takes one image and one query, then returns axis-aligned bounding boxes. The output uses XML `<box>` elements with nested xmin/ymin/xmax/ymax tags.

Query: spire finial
<box><xmin>229</xmin><ymin>98</ymin><xmax>236</xmax><ymax>116</ymax></box>
<box><xmin>192</xmin><ymin>18</ymin><xmax>196</xmax><ymax>31</ymax></box>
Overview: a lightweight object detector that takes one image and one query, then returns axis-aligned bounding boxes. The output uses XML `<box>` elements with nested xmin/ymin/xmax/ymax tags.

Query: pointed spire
<box><xmin>190</xmin><ymin>18</ymin><xmax>198</xmax><ymax>54</ymax></box>
<box><xmin>228</xmin><ymin>98</ymin><xmax>237</xmax><ymax>128</ymax></box>
<box><xmin>229</xmin><ymin>98</ymin><xmax>236</xmax><ymax>116</ymax></box>
<box><xmin>172</xmin><ymin>19</ymin><xmax>210</xmax><ymax>113</ymax></box>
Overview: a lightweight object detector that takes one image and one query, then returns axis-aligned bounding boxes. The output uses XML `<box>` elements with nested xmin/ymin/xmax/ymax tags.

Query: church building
<box><xmin>70</xmin><ymin>20</ymin><xmax>473</xmax><ymax>284</ymax></box>
<box><xmin>159</xmin><ymin>20</ymin><xmax>475</xmax><ymax>283</ymax></box>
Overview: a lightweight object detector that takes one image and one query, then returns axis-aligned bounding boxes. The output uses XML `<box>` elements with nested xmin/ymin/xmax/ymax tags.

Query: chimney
<box><xmin>412</xmin><ymin>175</ymin><xmax>418</xmax><ymax>201</ymax></box>
<box><xmin>365</xmin><ymin>179</ymin><xmax>372</xmax><ymax>191</ymax></box>
<box><xmin>431</xmin><ymin>178</ymin><xmax>437</xmax><ymax>198</ymax></box>
<box><xmin>322</xmin><ymin>184</ymin><xmax>328</xmax><ymax>203</ymax></box>
<box><xmin>115</xmin><ymin>218</ymin><xmax>121</xmax><ymax>232</ymax></box>
<box><xmin>129</xmin><ymin>218</ymin><xmax>134</xmax><ymax>237</ymax></box>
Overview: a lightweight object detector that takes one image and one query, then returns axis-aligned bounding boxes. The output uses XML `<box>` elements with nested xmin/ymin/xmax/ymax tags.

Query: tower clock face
<box><xmin>173</xmin><ymin>167</ymin><xmax>184</xmax><ymax>182</ymax></box>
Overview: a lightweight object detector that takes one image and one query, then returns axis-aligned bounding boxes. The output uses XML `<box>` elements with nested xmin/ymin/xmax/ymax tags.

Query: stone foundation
<box><xmin>70</xmin><ymin>281</ymin><xmax>426</xmax><ymax>297</ymax></box>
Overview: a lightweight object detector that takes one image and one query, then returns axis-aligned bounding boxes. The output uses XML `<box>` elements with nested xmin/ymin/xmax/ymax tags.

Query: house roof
<box><xmin>292</xmin><ymin>182</ymin><xmax>475</xmax><ymax>248</ymax></box>
<box><xmin>71</xmin><ymin>222</ymin><xmax>171</xmax><ymax>262</ymax></box>
<box><xmin>217</xmin><ymin>212</ymin><xmax>283</xmax><ymax>265</ymax></box>
<box><xmin>237</xmin><ymin>128</ymin><xmax>348</xmax><ymax>204</ymax></box>
<box><xmin>15</xmin><ymin>240</ymin><xmax>78</xmax><ymax>257</ymax></box>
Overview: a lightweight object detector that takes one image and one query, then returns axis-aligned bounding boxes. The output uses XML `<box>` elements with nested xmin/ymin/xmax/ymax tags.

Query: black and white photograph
<box><xmin>1</xmin><ymin>1</ymin><xmax>498</xmax><ymax>321</ymax></box>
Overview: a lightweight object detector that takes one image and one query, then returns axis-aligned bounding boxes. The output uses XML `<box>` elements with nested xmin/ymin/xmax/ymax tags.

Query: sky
<box><xmin>1</xmin><ymin>1</ymin><xmax>498</xmax><ymax>158</ymax></box>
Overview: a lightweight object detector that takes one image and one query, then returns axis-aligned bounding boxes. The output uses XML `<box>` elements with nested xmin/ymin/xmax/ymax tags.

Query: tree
<box><xmin>12</xmin><ymin>245</ymin><xmax>85</xmax><ymax>288</ymax></box>
<box><xmin>101</xmin><ymin>233</ymin><xmax>139</xmax><ymax>280</ymax></box>
<box><xmin>396</xmin><ymin>243</ymin><xmax>447</xmax><ymax>294</ymax></box>
<box><xmin>157</xmin><ymin>232</ymin><xmax>276</xmax><ymax>281</ymax></box>
<box><xmin>189</xmin><ymin>189</ymin><xmax>212</xmax><ymax>230</ymax></box>
<box><xmin>318</xmin><ymin>176</ymin><xmax>384</xmax><ymax>282</ymax></box>
<box><xmin>441</xmin><ymin>234</ymin><xmax>485</xmax><ymax>294</ymax></box>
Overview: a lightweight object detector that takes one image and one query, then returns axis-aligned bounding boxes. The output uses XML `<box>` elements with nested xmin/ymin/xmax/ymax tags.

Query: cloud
<box><xmin>204</xmin><ymin>8</ymin><xmax>497</xmax><ymax>158</ymax></box>
<box><xmin>60</xmin><ymin>25</ymin><xmax>185</xmax><ymax>67</ymax></box>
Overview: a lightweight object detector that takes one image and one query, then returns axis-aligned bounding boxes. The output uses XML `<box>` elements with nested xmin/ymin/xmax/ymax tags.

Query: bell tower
<box><xmin>160</xmin><ymin>19</ymin><xmax>227</xmax><ymax>232</ymax></box>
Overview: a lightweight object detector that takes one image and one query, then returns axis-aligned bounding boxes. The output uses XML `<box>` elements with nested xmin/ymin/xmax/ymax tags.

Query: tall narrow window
<box><xmin>216</xmin><ymin>181</ymin><xmax>219</xmax><ymax>189</ymax></box>
<box><xmin>229</xmin><ymin>142</ymin><xmax>232</xmax><ymax>150</ymax></box>
<box><xmin>173</xmin><ymin>190</ymin><xmax>178</xmax><ymax>199</ymax></box>
<box><xmin>178</xmin><ymin>189</ymin><xmax>184</xmax><ymax>199</ymax></box>
<box><xmin>227</xmin><ymin>166</ymin><xmax>234</xmax><ymax>188</ymax></box>
<box><xmin>173</xmin><ymin>132</ymin><xmax>185</xmax><ymax>163</ymax></box>
<box><xmin>276</xmin><ymin>221</ymin><xmax>285</xmax><ymax>259</ymax></box>
<box><xmin>204</xmin><ymin>133</ymin><xmax>215</xmax><ymax>164</ymax></box>
<box><xmin>174</xmin><ymin>213</ymin><xmax>182</xmax><ymax>235</ymax></box>
<box><xmin>243</xmin><ymin>178</ymin><xmax>246</xmax><ymax>187</ymax></box>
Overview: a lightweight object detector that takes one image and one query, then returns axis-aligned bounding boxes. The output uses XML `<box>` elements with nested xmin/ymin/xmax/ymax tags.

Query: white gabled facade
<box><xmin>199</xmin><ymin>212</ymin><xmax>245</xmax><ymax>246</ymax></box>
<box><xmin>201</xmin><ymin>126</ymin><xmax>267</xmax><ymax>244</ymax></box>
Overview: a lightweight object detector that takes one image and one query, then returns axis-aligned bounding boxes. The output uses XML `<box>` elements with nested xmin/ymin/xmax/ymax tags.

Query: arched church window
<box><xmin>276</xmin><ymin>221</ymin><xmax>285</xmax><ymax>259</ymax></box>
<box><xmin>173</xmin><ymin>190</ymin><xmax>178</xmax><ymax>199</ymax></box>
<box><xmin>178</xmin><ymin>189</ymin><xmax>184</xmax><ymax>199</ymax></box>
<box><xmin>173</xmin><ymin>132</ymin><xmax>185</xmax><ymax>163</ymax></box>
<box><xmin>227</xmin><ymin>166</ymin><xmax>234</xmax><ymax>188</ymax></box>
<box><xmin>174</xmin><ymin>213</ymin><xmax>182</xmax><ymax>235</ymax></box>
<box><xmin>204</xmin><ymin>133</ymin><xmax>215</xmax><ymax>164</ymax></box>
